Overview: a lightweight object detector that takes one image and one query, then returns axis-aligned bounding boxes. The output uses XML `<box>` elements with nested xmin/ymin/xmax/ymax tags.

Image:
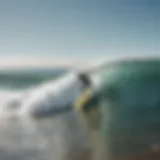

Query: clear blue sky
<box><xmin>0</xmin><ymin>0</ymin><xmax>158</xmax><ymax>63</ymax></box>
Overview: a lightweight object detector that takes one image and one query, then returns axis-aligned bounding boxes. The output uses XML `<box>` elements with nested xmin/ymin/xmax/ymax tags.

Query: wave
<box><xmin>0</xmin><ymin>71</ymin><xmax>86</xmax><ymax>119</ymax></box>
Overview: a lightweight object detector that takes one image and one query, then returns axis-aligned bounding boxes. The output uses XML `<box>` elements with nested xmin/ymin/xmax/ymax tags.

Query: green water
<box><xmin>96</xmin><ymin>61</ymin><xmax>160</xmax><ymax>155</ymax></box>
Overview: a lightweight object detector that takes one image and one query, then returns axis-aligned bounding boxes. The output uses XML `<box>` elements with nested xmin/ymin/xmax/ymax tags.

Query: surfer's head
<box><xmin>78</xmin><ymin>73</ymin><xmax>92</xmax><ymax>88</ymax></box>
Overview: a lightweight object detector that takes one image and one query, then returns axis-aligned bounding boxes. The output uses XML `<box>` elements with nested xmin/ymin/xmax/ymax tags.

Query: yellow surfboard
<box><xmin>74</xmin><ymin>88</ymin><xmax>93</xmax><ymax>111</ymax></box>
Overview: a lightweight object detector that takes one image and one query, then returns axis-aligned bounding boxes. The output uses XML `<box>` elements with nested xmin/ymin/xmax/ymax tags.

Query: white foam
<box><xmin>20</xmin><ymin>72</ymin><xmax>85</xmax><ymax>117</ymax></box>
<box><xmin>0</xmin><ymin>90</ymin><xmax>24</xmax><ymax>118</ymax></box>
<box><xmin>0</xmin><ymin>71</ymin><xmax>87</xmax><ymax>119</ymax></box>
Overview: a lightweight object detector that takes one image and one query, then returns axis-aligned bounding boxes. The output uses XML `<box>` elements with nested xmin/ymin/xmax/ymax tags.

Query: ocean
<box><xmin>0</xmin><ymin>68</ymin><xmax>90</xmax><ymax>160</ymax></box>
<box><xmin>0</xmin><ymin>68</ymin><xmax>69</xmax><ymax>89</ymax></box>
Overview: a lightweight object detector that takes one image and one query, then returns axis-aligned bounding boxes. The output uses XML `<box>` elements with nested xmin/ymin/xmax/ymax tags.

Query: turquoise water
<box><xmin>96</xmin><ymin>61</ymin><xmax>160</xmax><ymax>156</ymax></box>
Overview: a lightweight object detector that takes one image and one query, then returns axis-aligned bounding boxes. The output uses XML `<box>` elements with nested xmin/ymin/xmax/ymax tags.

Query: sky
<box><xmin>0</xmin><ymin>0</ymin><xmax>158</xmax><ymax>67</ymax></box>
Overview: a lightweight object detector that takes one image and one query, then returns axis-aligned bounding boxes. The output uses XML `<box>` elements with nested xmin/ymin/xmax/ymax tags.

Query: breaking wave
<box><xmin>0</xmin><ymin>72</ymin><xmax>85</xmax><ymax>119</ymax></box>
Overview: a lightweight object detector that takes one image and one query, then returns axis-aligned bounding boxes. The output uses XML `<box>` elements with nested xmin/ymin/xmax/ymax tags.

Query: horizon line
<box><xmin>0</xmin><ymin>58</ymin><xmax>93</xmax><ymax>69</ymax></box>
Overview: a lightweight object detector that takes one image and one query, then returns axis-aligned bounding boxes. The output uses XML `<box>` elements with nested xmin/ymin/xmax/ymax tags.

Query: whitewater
<box><xmin>0</xmin><ymin>71</ymin><xmax>92</xmax><ymax>120</ymax></box>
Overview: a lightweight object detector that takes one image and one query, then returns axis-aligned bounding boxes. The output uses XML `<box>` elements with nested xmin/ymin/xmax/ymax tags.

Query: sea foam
<box><xmin>0</xmin><ymin>72</ymin><xmax>85</xmax><ymax>119</ymax></box>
